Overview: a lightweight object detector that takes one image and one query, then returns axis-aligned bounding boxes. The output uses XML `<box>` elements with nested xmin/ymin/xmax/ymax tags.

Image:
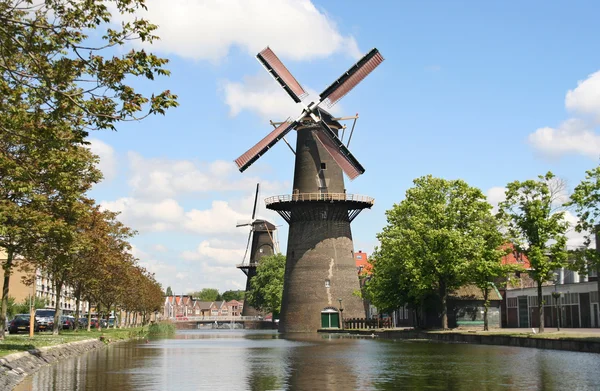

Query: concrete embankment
<box><xmin>322</xmin><ymin>329</ymin><xmax>600</xmax><ymax>354</ymax></box>
<box><xmin>0</xmin><ymin>338</ymin><xmax>106</xmax><ymax>390</ymax></box>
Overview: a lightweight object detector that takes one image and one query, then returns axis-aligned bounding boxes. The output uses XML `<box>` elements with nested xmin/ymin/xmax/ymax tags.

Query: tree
<box><xmin>498</xmin><ymin>172</ymin><xmax>569</xmax><ymax>333</ymax></box>
<box><xmin>246</xmin><ymin>254</ymin><xmax>285</xmax><ymax>321</ymax></box>
<box><xmin>0</xmin><ymin>0</ymin><xmax>178</xmax><ymax>133</ymax></box>
<box><xmin>191</xmin><ymin>288</ymin><xmax>221</xmax><ymax>302</ymax></box>
<box><xmin>0</xmin><ymin>0</ymin><xmax>177</xmax><ymax>338</ymax></box>
<box><xmin>568</xmin><ymin>165</ymin><xmax>600</xmax><ymax>326</ymax></box>
<box><xmin>467</xmin><ymin>216</ymin><xmax>519</xmax><ymax>330</ymax></box>
<box><xmin>222</xmin><ymin>290</ymin><xmax>245</xmax><ymax>302</ymax></box>
<box><xmin>367</xmin><ymin>175</ymin><xmax>493</xmax><ymax>329</ymax></box>
<box><xmin>166</xmin><ymin>286</ymin><xmax>173</xmax><ymax>296</ymax></box>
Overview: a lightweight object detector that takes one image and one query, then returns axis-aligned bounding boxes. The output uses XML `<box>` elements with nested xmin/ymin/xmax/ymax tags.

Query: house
<box><xmin>227</xmin><ymin>300</ymin><xmax>244</xmax><ymax>316</ymax></box>
<box><xmin>355</xmin><ymin>250</ymin><xmax>372</xmax><ymax>276</ymax></box>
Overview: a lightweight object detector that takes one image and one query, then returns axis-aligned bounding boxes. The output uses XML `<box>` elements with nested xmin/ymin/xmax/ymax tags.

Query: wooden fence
<box><xmin>343</xmin><ymin>317</ymin><xmax>392</xmax><ymax>329</ymax></box>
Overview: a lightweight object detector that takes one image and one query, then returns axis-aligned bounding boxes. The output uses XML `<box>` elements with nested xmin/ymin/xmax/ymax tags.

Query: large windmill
<box><xmin>236</xmin><ymin>183</ymin><xmax>277</xmax><ymax>317</ymax></box>
<box><xmin>235</xmin><ymin>47</ymin><xmax>384</xmax><ymax>332</ymax></box>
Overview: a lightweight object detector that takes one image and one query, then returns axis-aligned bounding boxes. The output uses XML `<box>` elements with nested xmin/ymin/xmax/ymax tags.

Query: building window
<box><xmin>320</xmin><ymin>163</ymin><xmax>327</xmax><ymax>170</ymax></box>
<box><xmin>325</xmin><ymin>279</ymin><xmax>330</xmax><ymax>288</ymax></box>
<box><xmin>211</xmin><ymin>309</ymin><xmax>218</xmax><ymax>315</ymax></box>
<box><xmin>507</xmin><ymin>297</ymin><xmax>518</xmax><ymax>308</ymax></box>
<box><xmin>356</xmin><ymin>255</ymin><xmax>363</xmax><ymax>259</ymax></box>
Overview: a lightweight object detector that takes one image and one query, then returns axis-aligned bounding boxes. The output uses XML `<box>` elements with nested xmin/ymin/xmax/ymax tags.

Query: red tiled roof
<box><xmin>355</xmin><ymin>251</ymin><xmax>372</xmax><ymax>276</ymax></box>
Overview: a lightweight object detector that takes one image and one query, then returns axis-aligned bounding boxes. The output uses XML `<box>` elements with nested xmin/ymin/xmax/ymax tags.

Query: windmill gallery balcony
<box><xmin>265</xmin><ymin>193</ymin><xmax>374</xmax><ymax>223</ymax></box>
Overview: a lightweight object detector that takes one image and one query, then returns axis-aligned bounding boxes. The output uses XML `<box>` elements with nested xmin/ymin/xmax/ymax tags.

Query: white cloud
<box><xmin>88</xmin><ymin>138</ymin><xmax>117</xmax><ymax>181</ymax></box>
<box><xmin>127</xmin><ymin>152</ymin><xmax>287</xmax><ymax>200</ymax></box>
<box><xmin>101</xmin><ymin>197</ymin><xmax>185</xmax><ymax>232</ymax></box>
<box><xmin>565</xmin><ymin>70</ymin><xmax>600</xmax><ymax>121</ymax></box>
<box><xmin>486</xmin><ymin>186</ymin><xmax>506</xmax><ymax>213</ymax></box>
<box><xmin>109</xmin><ymin>0</ymin><xmax>360</xmax><ymax>62</ymax></box>
<box><xmin>564</xmin><ymin>210</ymin><xmax>586</xmax><ymax>248</ymax></box>
<box><xmin>529</xmin><ymin>70</ymin><xmax>600</xmax><ymax>158</ymax></box>
<box><xmin>222</xmin><ymin>73</ymin><xmax>343</xmax><ymax>120</ymax></box>
<box><xmin>152</xmin><ymin>244</ymin><xmax>168</xmax><ymax>253</ymax></box>
<box><xmin>181</xmin><ymin>240</ymin><xmax>245</xmax><ymax>265</ymax></box>
<box><xmin>528</xmin><ymin>118</ymin><xmax>600</xmax><ymax>159</ymax></box>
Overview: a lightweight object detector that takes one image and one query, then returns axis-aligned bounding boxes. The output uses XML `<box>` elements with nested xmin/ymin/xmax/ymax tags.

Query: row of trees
<box><xmin>0</xmin><ymin>0</ymin><xmax>177</xmax><ymax>337</ymax></box>
<box><xmin>367</xmin><ymin>170</ymin><xmax>600</xmax><ymax>333</ymax></box>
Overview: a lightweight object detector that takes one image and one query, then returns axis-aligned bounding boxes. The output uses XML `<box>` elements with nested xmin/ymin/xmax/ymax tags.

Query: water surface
<box><xmin>14</xmin><ymin>330</ymin><xmax>600</xmax><ymax>390</ymax></box>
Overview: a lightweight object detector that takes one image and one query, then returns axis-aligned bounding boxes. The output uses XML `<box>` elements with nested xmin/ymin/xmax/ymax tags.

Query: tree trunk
<box><xmin>0</xmin><ymin>248</ymin><xmax>14</xmax><ymax>340</ymax></box>
<box><xmin>483</xmin><ymin>288</ymin><xmax>490</xmax><ymax>331</ymax></box>
<box><xmin>53</xmin><ymin>280</ymin><xmax>63</xmax><ymax>335</ymax></box>
<box><xmin>97</xmin><ymin>303</ymin><xmax>102</xmax><ymax>332</ymax></box>
<box><xmin>74</xmin><ymin>284</ymin><xmax>81</xmax><ymax>331</ymax></box>
<box><xmin>537</xmin><ymin>281</ymin><xmax>544</xmax><ymax>333</ymax></box>
<box><xmin>87</xmin><ymin>302</ymin><xmax>92</xmax><ymax>331</ymax></box>
<box><xmin>440</xmin><ymin>280</ymin><xmax>448</xmax><ymax>329</ymax></box>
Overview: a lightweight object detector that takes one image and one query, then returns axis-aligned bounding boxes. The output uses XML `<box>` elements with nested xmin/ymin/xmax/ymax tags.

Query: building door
<box><xmin>593</xmin><ymin>304</ymin><xmax>599</xmax><ymax>328</ymax></box>
<box><xmin>518</xmin><ymin>296</ymin><xmax>529</xmax><ymax>328</ymax></box>
<box><xmin>580</xmin><ymin>293</ymin><xmax>591</xmax><ymax>328</ymax></box>
<box><xmin>320</xmin><ymin>310</ymin><xmax>340</xmax><ymax>328</ymax></box>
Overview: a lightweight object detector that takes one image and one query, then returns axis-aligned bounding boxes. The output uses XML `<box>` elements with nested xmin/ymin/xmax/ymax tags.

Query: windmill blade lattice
<box><xmin>319</xmin><ymin>48</ymin><xmax>384</xmax><ymax>108</ymax></box>
<box><xmin>257</xmin><ymin>47</ymin><xmax>308</xmax><ymax>103</ymax></box>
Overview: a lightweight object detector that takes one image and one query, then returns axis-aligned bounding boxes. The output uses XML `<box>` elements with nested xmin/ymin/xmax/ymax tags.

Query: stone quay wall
<box><xmin>0</xmin><ymin>338</ymin><xmax>106</xmax><ymax>390</ymax></box>
<box><xmin>322</xmin><ymin>329</ymin><xmax>600</xmax><ymax>354</ymax></box>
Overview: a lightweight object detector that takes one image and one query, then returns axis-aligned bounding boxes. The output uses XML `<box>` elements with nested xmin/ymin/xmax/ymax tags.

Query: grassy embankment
<box><xmin>398</xmin><ymin>328</ymin><xmax>600</xmax><ymax>343</ymax></box>
<box><xmin>0</xmin><ymin>322</ymin><xmax>175</xmax><ymax>358</ymax></box>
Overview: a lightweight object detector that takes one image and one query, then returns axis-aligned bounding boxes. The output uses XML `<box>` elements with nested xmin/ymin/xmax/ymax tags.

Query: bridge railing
<box><xmin>171</xmin><ymin>316</ymin><xmax>263</xmax><ymax>322</ymax></box>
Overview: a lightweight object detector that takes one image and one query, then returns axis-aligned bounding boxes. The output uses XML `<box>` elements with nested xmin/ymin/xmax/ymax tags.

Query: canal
<box><xmin>14</xmin><ymin>330</ymin><xmax>600</xmax><ymax>390</ymax></box>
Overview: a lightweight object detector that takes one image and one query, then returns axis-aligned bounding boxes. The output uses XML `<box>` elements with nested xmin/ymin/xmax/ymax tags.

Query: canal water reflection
<box><xmin>14</xmin><ymin>330</ymin><xmax>600</xmax><ymax>390</ymax></box>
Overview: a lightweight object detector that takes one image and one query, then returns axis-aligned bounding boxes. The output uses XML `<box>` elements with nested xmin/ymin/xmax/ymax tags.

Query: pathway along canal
<box><xmin>14</xmin><ymin>330</ymin><xmax>600</xmax><ymax>390</ymax></box>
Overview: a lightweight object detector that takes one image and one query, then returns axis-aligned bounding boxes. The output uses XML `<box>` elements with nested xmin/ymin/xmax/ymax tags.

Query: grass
<box><xmin>148</xmin><ymin>321</ymin><xmax>175</xmax><ymax>337</ymax></box>
<box><xmin>0</xmin><ymin>327</ymin><xmax>147</xmax><ymax>358</ymax></box>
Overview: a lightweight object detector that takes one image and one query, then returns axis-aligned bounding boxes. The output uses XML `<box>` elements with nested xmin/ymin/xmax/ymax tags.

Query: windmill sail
<box><xmin>319</xmin><ymin>48</ymin><xmax>384</xmax><ymax>108</ymax></box>
<box><xmin>313</xmin><ymin>123</ymin><xmax>364</xmax><ymax>180</ymax></box>
<box><xmin>235</xmin><ymin>120</ymin><xmax>297</xmax><ymax>172</ymax></box>
<box><xmin>257</xmin><ymin>47</ymin><xmax>308</xmax><ymax>103</ymax></box>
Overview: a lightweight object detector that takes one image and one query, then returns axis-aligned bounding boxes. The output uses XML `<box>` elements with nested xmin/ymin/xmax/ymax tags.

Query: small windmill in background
<box><xmin>236</xmin><ymin>183</ymin><xmax>277</xmax><ymax>317</ymax></box>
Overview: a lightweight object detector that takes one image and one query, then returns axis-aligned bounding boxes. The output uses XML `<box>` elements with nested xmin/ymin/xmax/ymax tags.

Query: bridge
<box><xmin>171</xmin><ymin>316</ymin><xmax>262</xmax><ymax>323</ymax></box>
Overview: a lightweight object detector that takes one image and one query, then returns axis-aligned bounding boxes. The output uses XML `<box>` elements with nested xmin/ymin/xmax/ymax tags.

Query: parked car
<box><xmin>89</xmin><ymin>318</ymin><xmax>99</xmax><ymax>328</ymax></box>
<box><xmin>78</xmin><ymin>317</ymin><xmax>88</xmax><ymax>328</ymax></box>
<box><xmin>8</xmin><ymin>314</ymin><xmax>38</xmax><ymax>334</ymax></box>
<box><xmin>35</xmin><ymin>309</ymin><xmax>56</xmax><ymax>331</ymax></box>
<box><xmin>60</xmin><ymin>315</ymin><xmax>76</xmax><ymax>330</ymax></box>
<box><xmin>99</xmin><ymin>318</ymin><xmax>108</xmax><ymax>328</ymax></box>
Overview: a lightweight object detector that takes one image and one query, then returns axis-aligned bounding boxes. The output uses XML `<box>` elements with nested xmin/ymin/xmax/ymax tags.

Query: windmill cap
<box><xmin>252</xmin><ymin>219</ymin><xmax>276</xmax><ymax>231</ymax></box>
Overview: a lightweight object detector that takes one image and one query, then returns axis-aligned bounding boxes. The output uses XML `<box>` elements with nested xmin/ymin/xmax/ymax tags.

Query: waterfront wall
<box><xmin>322</xmin><ymin>329</ymin><xmax>600</xmax><ymax>354</ymax></box>
<box><xmin>0</xmin><ymin>338</ymin><xmax>105</xmax><ymax>390</ymax></box>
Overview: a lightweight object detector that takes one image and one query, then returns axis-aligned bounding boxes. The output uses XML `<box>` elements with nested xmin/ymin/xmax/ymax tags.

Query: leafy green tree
<box><xmin>498</xmin><ymin>172</ymin><xmax>568</xmax><ymax>333</ymax></box>
<box><xmin>191</xmin><ymin>288</ymin><xmax>221</xmax><ymax>302</ymax></box>
<box><xmin>222</xmin><ymin>290</ymin><xmax>245</xmax><ymax>302</ymax></box>
<box><xmin>467</xmin><ymin>216</ymin><xmax>519</xmax><ymax>330</ymax></box>
<box><xmin>12</xmin><ymin>295</ymin><xmax>46</xmax><ymax>317</ymax></box>
<box><xmin>246</xmin><ymin>254</ymin><xmax>285</xmax><ymax>322</ymax></box>
<box><xmin>367</xmin><ymin>175</ymin><xmax>492</xmax><ymax>329</ymax></box>
<box><xmin>166</xmin><ymin>286</ymin><xmax>173</xmax><ymax>296</ymax></box>
<box><xmin>0</xmin><ymin>0</ymin><xmax>178</xmax><ymax>132</ymax></box>
<box><xmin>568</xmin><ymin>165</ymin><xmax>600</xmax><ymax>322</ymax></box>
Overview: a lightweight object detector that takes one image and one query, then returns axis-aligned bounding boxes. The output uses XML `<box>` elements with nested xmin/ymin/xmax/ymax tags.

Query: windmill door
<box><xmin>320</xmin><ymin>309</ymin><xmax>340</xmax><ymax>329</ymax></box>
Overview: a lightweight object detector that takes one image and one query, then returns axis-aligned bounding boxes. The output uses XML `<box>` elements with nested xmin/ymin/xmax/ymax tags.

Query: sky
<box><xmin>87</xmin><ymin>0</ymin><xmax>600</xmax><ymax>295</ymax></box>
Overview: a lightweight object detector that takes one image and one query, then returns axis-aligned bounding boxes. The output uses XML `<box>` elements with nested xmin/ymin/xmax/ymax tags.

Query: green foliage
<box><xmin>497</xmin><ymin>172</ymin><xmax>568</xmax><ymax>283</ymax></box>
<box><xmin>367</xmin><ymin>175</ymin><xmax>495</xmax><ymax>328</ymax></box>
<box><xmin>148</xmin><ymin>321</ymin><xmax>175</xmax><ymax>336</ymax></box>
<box><xmin>246</xmin><ymin>254</ymin><xmax>285</xmax><ymax>318</ymax></box>
<box><xmin>191</xmin><ymin>288</ymin><xmax>221</xmax><ymax>302</ymax></box>
<box><xmin>221</xmin><ymin>290</ymin><xmax>245</xmax><ymax>302</ymax></box>
<box><xmin>498</xmin><ymin>172</ymin><xmax>568</xmax><ymax>332</ymax></box>
<box><xmin>568</xmin><ymin>165</ymin><xmax>600</xmax><ymax>276</ymax></box>
<box><xmin>11</xmin><ymin>295</ymin><xmax>47</xmax><ymax>317</ymax></box>
<box><xmin>166</xmin><ymin>286</ymin><xmax>173</xmax><ymax>296</ymax></box>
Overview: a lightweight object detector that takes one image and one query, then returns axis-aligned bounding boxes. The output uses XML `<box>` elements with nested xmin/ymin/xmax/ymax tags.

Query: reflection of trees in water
<box><xmin>22</xmin><ymin>340</ymin><xmax>161</xmax><ymax>391</ymax></box>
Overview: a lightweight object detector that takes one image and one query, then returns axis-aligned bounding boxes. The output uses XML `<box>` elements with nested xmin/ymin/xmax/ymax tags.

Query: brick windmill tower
<box><xmin>235</xmin><ymin>47</ymin><xmax>383</xmax><ymax>332</ymax></box>
<box><xmin>236</xmin><ymin>184</ymin><xmax>277</xmax><ymax>316</ymax></box>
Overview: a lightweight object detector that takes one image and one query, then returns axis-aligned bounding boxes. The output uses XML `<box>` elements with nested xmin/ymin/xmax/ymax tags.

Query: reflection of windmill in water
<box><xmin>236</xmin><ymin>183</ymin><xmax>277</xmax><ymax>317</ymax></box>
<box><xmin>235</xmin><ymin>47</ymin><xmax>383</xmax><ymax>332</ymax></box>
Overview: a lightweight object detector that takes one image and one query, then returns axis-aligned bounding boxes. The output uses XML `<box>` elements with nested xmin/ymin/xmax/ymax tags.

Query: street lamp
<box><xmin>338</xmin><ymin>298</ymin><xmax>344</xmax><ymax>330</ymax></box>
<box><xmin>552</xmin><ymin>273</ymin><xmax>561</xmax><ymax>331</ymax></box>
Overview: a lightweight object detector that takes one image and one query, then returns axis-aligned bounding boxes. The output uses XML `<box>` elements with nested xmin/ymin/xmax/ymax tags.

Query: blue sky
<box><xmin>88</xmin><ymin>0</ymin><xmax>600</xmax><ymax>294</ymax></box>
